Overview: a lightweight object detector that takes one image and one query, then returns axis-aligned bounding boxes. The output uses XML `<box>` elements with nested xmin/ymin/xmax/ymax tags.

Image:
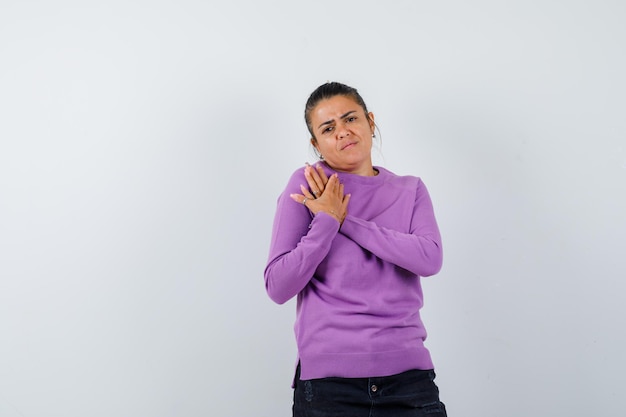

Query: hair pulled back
<box><xmin>304</xmin><ymin>82</ymin><xmax>371</xmax><ymax>138</ymax></box>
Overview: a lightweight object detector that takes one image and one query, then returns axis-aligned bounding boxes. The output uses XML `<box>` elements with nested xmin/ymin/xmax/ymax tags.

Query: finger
<box><xmin>314</xmin><ymin>164</ymin><xmax>329</xmax><ymax>186</ymax></box>
<box><xmin>305</xmin><ymin>165</ymin><xmax>325</xmax><ymax>197</ymax></box>
<box><xmin>342</xmin><ymin>193</ymin><xmax>351</xmax><ymax>208</ymax></box>
<box><xmin>300</xmin><ymin>184</ymin><xmax>314</xmax><ymax>199</ymax></box>
<box><xmin>327</xmin><ymin>174</ymin><xmax>339</xmax><ymax>195</ymax></box>
<box><xmin>289</xmin><ymin>193</ymin><xmax>313</xmax><ymax>207</ymax></box>
<box><xmin>341</xmin><ymin>193</ymin><xmax>351</xmax><ymax>216</ymax></box>
<box><xmin>289</xmin><ymin>193</ymin><xmax>306</xmax><ymax>204</ymax></box>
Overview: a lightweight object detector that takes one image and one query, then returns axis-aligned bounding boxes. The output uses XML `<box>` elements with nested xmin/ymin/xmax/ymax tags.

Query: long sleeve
<box><xmin>339</xmin><ymin>178</ymin><xmax>442</xmax><ymax>277</ymax></box>
<box><xmin>264</xmin><ymin>165</ymin><xmax>443</xmax><ymax>382</ymax></box>
<box><xmin>264</xmin><ymin>170</ymin><xmax>340</xmax><ymax>304</ymax></box>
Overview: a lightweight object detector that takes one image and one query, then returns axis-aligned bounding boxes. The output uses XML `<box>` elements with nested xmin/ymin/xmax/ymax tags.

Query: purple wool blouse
<box><xmin>264</xmin><ymin>163</ymin><xmax>443</xmax><ymax>382</ymax></box>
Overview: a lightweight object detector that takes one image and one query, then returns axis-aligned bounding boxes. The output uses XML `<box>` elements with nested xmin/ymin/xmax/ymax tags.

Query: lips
<box><xmin>341</xmin><ymin>141</ymin><xmax>357</xmax><ymax>150</ymax></box>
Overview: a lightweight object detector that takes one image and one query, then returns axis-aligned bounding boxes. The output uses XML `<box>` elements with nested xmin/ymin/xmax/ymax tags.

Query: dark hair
<box><xmin>304</xmin><ymin>82</ymin><xmax>371</xmax><ymax>138</ymax></box>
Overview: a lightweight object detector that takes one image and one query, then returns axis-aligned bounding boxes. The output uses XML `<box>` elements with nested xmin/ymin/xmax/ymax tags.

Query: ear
<box><xmin>310</xmin><ymin>137</ymin><xmax>322</xmax><ymax>159</ymax></box>
<box><xmin>368</xmin><ymin>112</ymin><xmax>375</xmax><ymax>133</ymax></box>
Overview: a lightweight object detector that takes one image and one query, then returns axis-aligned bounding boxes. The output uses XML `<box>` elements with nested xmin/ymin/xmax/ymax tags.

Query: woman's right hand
<box><xmin>304</xmin><ymin>163</ymin><xmax>329</xmax><ymax>198</ymax></box>
<box><xmin>290</xmin><ymin>172</ymin><xmax>350</xmax><ymax>224</ymax></box>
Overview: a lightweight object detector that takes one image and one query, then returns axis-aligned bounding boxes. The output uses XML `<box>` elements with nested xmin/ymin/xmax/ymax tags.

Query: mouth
<box><xmin>341</xmin><ymin>141</ymin><xmax>357</xmax><ymax>150</ymax></box>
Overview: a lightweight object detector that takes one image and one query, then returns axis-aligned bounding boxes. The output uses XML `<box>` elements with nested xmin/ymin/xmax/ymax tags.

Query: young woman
<box><xmin>264</xmin><ymin>82</ymin><xmax>447</xmax><ymax>416</ymax></box>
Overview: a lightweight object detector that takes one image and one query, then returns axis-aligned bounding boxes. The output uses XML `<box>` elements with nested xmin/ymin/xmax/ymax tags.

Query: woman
<box><xmin>264</xmin><ymin>82</ymin><xmax>447</xmax><ymax>416</ymax></box>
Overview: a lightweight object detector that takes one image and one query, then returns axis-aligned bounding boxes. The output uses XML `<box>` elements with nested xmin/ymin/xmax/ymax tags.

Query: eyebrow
<box><xmin>317</xmin><ymin>110</ymin><xmax>357</xmax><ymax>130</ymax></box>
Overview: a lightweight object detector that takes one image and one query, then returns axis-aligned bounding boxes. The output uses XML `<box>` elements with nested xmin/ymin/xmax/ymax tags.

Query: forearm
<box><xmin>264</xmin><ymin>212</ymin><xmax>339</xmax><ymax>304</ymax></box>
<box><xmin>339</xmin><ymin>216</ymin><xmax>442</xmax><ymax>277</ymax></box>
<box><xmin>339</xmin><ymin>178</ymin><xmax>443</xmax><ymax>277</ymax></box>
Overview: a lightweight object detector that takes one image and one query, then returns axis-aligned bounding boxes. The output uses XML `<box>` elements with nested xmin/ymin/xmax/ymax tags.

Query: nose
<box><xmin>336</xmin><ymin>123</ymin><xmax>349</xmax><ymax>139</ymax></box>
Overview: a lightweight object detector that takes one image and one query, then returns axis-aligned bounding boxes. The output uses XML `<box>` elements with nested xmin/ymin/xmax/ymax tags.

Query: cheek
<box><xmin>319</xmin><ymin>139</ymin><xmax>335</xmax><ymax>152</ymax></box>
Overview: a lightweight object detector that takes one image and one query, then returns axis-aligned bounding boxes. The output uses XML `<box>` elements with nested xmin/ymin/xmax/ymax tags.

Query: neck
<box><xmin>323</xmin><ymin>161</ymin><xmax>377</xmax><ymax>177</ymax></box>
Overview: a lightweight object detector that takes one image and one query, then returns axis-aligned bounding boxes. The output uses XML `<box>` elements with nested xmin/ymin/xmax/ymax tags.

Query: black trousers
<box><xmin>293</xmin><ymin>364</ymin><xmax>447</xmax><ymax>417</ymax></box>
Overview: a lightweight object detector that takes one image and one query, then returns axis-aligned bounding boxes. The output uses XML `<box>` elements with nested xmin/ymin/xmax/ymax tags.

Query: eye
<box><xmin>346</xmin><ymin>116</ymin><xmax>357</xmax><ymax>123</ymax></box>
<box><xmin>322</xmin><ymin>126</ymin><xmax>334</xmax><ymax>134</ymax></box>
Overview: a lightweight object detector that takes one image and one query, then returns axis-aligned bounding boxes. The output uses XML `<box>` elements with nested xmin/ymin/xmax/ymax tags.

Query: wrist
<box><xmin>329</xmin><ymin>210</ymin><xmax>345</xmax><ymax>225</ymax></box>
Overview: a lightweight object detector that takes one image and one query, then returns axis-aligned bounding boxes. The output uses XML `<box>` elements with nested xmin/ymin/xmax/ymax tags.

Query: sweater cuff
<box><xmin>337</xmin><ymin>214</ymin><xmax>357</xmax><ymax>235</ymax></box>
<box><xmin>312</xmin><ymin>211</ymin><xmax>341</xmax><ymax>233</ymax></box>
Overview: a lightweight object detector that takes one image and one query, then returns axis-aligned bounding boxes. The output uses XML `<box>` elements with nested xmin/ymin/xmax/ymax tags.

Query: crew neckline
<box><xmin>317</xmin><ymin>162</ymin><xmax>388</xmax><ymax>185</ymax></box>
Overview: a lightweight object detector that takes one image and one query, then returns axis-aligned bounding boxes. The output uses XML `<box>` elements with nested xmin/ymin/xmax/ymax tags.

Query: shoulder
<box><xmin>376</xmin><ymin>166</ymin><xmax>424</xmax><ymax>190</ymax></box>
<box><xmin>278</xmin><ymin>165</ymin><xmax>307</xmax><ymax>194</ymax></box>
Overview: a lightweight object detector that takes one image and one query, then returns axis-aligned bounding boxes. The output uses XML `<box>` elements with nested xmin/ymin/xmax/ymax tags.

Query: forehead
<box><xmin>310</xmin><ymin>95</ymin><xmax>363</xmax><ymax>122</ymax></box>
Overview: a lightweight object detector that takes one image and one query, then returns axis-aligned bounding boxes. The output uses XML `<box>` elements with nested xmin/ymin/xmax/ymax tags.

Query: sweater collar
<box><xmin>318</xmin><ymin>162</ymin><xmax>389</xmax><ymax>185</ymax></box>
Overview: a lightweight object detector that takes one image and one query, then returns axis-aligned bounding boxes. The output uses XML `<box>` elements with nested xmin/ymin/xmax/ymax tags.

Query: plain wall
<box><xmin>1</xmin><ymin>1</ymin><xmax>625</xmax><ymax>416</ymax></box>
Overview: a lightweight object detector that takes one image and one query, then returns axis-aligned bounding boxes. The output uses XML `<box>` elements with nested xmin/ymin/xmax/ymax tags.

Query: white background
<box><xmin>1</xmin><ymin>1</ymin><xmax>625</xmax><ymax>416</ymax></box>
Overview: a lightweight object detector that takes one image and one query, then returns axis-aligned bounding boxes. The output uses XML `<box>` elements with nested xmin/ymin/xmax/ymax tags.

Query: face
<box><xmin>309</xmin><ymin>95</ymin><xmax>376</xmax><ymax>176</ymax></box>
